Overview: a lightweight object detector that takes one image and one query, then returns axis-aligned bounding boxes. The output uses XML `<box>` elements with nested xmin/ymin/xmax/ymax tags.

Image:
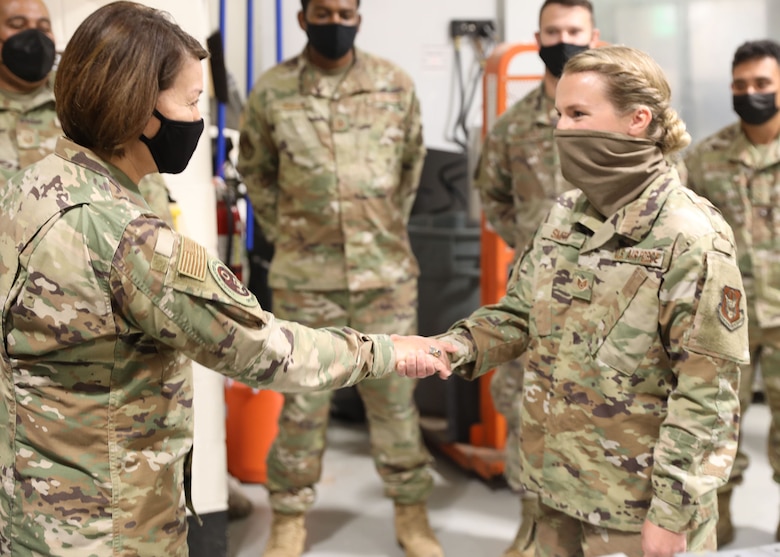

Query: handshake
<box><xmin>390</xmin><ymin>334</ymin><xmax>457</xmax><ymax>380</ymax></box>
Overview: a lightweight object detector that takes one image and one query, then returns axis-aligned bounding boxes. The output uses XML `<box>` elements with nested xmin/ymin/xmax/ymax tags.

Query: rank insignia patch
<box><xmin>718</xmin><ymin>286</ymin><xmax>745</xmax><ymax>331</ymax></box>
<box><xmin>209</xmin><ymin>259</ymin><xmax>257</xmax><ymax>307</ymax></box>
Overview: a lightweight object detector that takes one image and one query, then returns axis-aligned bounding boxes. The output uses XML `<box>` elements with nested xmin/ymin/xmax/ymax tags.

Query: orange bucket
<box><xmin>224</xmin><ymin>380</ymin><xmax>284</xmax><ymax>484</ymax></box>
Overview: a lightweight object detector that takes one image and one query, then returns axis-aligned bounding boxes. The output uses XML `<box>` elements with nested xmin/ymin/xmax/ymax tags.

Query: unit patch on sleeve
<box><xmin>208</xmin><ymin>259</ymin><xmax>258</xmax><ymax>307</ymax></box>
<box><xmin>718</xmin><ymin>285</ymin><xmax>745</xmax><ymax>331</ymax></box>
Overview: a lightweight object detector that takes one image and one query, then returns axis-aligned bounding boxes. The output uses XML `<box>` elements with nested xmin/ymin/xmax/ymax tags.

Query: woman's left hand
<box><xmin>641</xmin><ymin>519</ymin><xmax>686</xmax><ymax>557</ymax></box>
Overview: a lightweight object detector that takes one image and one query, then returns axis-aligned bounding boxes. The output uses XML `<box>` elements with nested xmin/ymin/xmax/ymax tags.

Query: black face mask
<box><xmin>733</xmin><ymin>92</ymin><xmax>779</xmax><ymax>125</ymax></box>
<box><xmin>140</xmin><ymin>109</ymin><xmax>204</xmax><ymax>174</ymax></box>
<box><xmin>1</xmin><ymin>28</ymin><xmax>55</xmax><ymax>83</ymax></box>
<box><xmin>538</xmin><ymin>42</ymin><xmax>589</xmax><ymax>78</ymax></box>
<box><xmin>306</xmin><ymin>22</ymin><xmax>358</xmax><ymax>60</ymax></box>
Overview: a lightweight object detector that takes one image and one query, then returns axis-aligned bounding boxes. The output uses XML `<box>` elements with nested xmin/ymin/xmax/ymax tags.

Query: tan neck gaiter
<box><xmin>554</xmin><ymin>129</ymin><xmax>667</xmax><ymax>217</ymax></box>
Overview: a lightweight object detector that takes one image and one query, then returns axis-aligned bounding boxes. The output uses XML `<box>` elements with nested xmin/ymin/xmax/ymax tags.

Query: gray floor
<box><xmin>228</xmin><ymin>402</ymin><xmax>780</xmax><ymax>556</ymax></box>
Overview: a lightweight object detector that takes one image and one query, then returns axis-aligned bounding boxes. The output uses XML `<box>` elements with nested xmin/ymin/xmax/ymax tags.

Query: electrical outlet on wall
<box><xmin>449</xmin><ymin>19</ymin><xmax>496</xmax><ymax>39</ymax></box>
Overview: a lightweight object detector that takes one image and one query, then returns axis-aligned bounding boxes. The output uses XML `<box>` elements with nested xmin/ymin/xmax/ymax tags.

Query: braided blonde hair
<box><xmin>563</xmin><ymin>45</ymin><xmax>690</xmax><ymax>154</ymax></box>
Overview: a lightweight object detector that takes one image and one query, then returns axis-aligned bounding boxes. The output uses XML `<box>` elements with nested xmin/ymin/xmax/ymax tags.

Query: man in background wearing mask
<box><xmin>686</xmin><ymin>39</ymin><xmax>780</xmax><ymax>547</ymax></box>
<box><xmin>238</xmin><ymin>1</ymin><xmax>439</xmax><ymax>556</ymax></box>
<box><xmin>0</xmin><ymin>0</ymin><xmax>57</xmax><ymax>186</ymax></box>
<box><xmin>472</xmin><ymin>1</ymin><xmax>599</xmax><ymax>556</ymax></box>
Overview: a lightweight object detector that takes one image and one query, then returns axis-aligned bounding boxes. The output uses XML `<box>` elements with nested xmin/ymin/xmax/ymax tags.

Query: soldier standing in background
<box><xmin>0</xmin><ymin>0</ymin><xmax>58</xmax><ymax>186</ymax></box>
<box><xmin>400</xmin><ymin>45</ymin><xmax>747</xmax><ymax>557</ymax></box>
<box><xmin>685</xmin><ymin>39</ymin><xmax>780</xmax><ymax>547</ymax></box>
<box><xmin>237</xmin><ymin>1</ymin><xmax>441</xmax><ymax>556</ymax></box>
<box><xmin>473</xmin><ymin>1</ymin><xmax>599</xmax><ymax>555</ymax></box>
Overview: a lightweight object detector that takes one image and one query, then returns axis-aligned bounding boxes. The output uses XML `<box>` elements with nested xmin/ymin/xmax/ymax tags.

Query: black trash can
<box><xmin>408</xmin><ymin>211</ymin><xmax>482</xmax><ymax>443</ymax></box>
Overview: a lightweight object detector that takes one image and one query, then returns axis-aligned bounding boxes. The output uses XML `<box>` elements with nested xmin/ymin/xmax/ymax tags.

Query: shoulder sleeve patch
<box><xmin>151</xmin><ymin>227</ymin><xmax>175</xmax><ymax>273</ymax></box>
<box><xmin>687</xmin><ymin>252</ymin><xmax>750</xmax><ymax>364</ymax></box>
<box><xmin>208</xmin><ymin>259</ymin><xmax>258</xmax><ymax>307</ymax></box>
<box><xmin>178</xmin><ymin>236</ymin><xmax>208</xmax><ymax>281</ymax></box>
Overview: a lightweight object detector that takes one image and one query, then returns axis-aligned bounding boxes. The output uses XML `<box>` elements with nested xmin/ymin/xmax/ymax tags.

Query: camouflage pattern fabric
<box><xmin>474</xmin><ymin>84</ymin><xmax>571</xmax><ymax>254</ymax></box>
<box><xmin>0</xmin><ymin>74</ymin><xmax>60</xmax><ymax>188</ymax></box>
<box><xmin>237</xmin><ymin>48</ymin><xmax>425</xmax><ymax>292</ymax></box>
<box><xmin>535</xmin><ymin>501</ymin><xmax>716</xmax><ymax>557</ymax></box>
<box><xmin>138</xmin><ymin>171</ymin><xmax>175</xmax><ymax>226</ymax></box>
<box><xmin>266</xmin><ymin>280</ymin><xmax>433</xmax><ymax>514</ymax></box>
<box><xmin>685</xmin><ymin>122</ymin><xmax>780</xmax><ymax>490</ymax></box>
<box><xmin>239</xmin><ymin>47</ymin><xmax>431</xmax><ymax>516</ymax></box>
<box><xmin>0</xmin><ymin>138</ymin><xmax>397</xmax><ymax>556</ymax></box>
<box><xmin>685</xmin><ymin>122</ymin><xmax>780</xmax><ymax>327</ymax></box>
<box><xmin>475</xmin><ymin>85</ymin><xmax>570</xmax><ymax>491</ymax></box>
<box><xmin>439</xmin><ymin>169</ymin><xmax>748</xmax><ymax>534</ymax></box>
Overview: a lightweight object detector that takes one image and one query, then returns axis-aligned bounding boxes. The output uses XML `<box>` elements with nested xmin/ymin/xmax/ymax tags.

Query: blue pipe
<box><xmin>246</xmin><ymin>0</ymin><xmax>254</xmax><ymax>96</ymax></box>
<box><xmin>215</xmin><ymin>0</ymin><xmax>227</xmax><ymax>179</ymax></box>
<box><xmin>275</xmin><ymin>0</ymin><xmax>283</xmax><ymax>63</ymax></box>
<box><xmin>244</xmin><ymin>0</ymin><xmax>256</xmax><ymax>251</ymax></box>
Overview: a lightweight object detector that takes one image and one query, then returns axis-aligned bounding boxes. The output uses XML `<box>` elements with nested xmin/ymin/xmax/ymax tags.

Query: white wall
<box><xmin>46</xmin><ymin>0</ymin><xmax>227</xmax><ymax>517</ymax></box>
<box><xmin>502</xmin><ymin>0</ymin><xmax>545</xmax><ymax>44</ymax></box>
<box><xmin>216</xmin><ymin>0</ymin><xmax>498</xmax><ymax>152</ymax></box>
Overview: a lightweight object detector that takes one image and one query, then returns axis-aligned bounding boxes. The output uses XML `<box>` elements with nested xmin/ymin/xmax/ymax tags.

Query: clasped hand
<box><xmin>390</xmin><ymin>334</ymin><xmax>456</xmax><ymax>379</ymax></box>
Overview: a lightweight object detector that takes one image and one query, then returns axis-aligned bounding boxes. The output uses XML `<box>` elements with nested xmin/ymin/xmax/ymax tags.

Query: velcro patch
<box><xmin>687</xmin><ymin>252</ymin><xmax>749</xmax><ymax>364</ymax></box>
<box><xmin>208</xmin><ymin>259</ymin><xmax>257</xmax><ymax>307</ymax></box>
<box><xmin>614</xmin><ymin>247</ymin><xmax>665</xmax><ymax>268</ymax></box>
<box><xmin>570</xmin><ymin>269</ymin><xmax>594</xmax><ymax>302</ymax></box>
<box><xmin>178</xmin><ymin>236</ymin><xmax>208</xmax><ymax>282</ymax></box>
<box><xmin>151</xmin><ymin>228</ymin><xmax>175</xmax><ymax>273</ymax></box>
<box><xmin>718</xmin><ymin>286</ymin><xmax>745</xmax><ymax>331</ymax></box>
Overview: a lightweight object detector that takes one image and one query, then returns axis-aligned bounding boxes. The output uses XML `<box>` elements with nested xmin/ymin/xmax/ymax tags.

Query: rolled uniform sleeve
<box><xmin>648</xmin><ymin>235</ymin><xmax>747</xmax><ymax>532</ymax></box>
<box><xmin>110</xmin><ymin>217</ymin><xmax>394</xmax><ymax>390</ymax></box>
<box><xmin>438</xmin><ymin>244</ymin><xmax>535</xmax><ymax>379</ymax></box>
<box><xmin>238</xmin><ymin>87</ymin><xmax>280</xmax><ymax>242</ymax></box>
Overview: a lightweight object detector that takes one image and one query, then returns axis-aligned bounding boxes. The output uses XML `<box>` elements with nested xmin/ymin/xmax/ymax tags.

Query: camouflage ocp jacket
<box><xmin>442</xmin><ymin>169</ymin><xmax>748</xmax><ymax>533</ymax></box>
<box><xmin>0</xmin><ymin>138</ymin><xmax>395</xmax><ymax>556</ymax></box>
<box><xmin>238</xmin><ymin>48</ymin><xmax>425</xmax><ymax>292</ymax></box>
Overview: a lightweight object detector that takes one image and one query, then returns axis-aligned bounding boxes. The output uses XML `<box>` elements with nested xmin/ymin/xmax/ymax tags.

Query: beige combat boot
<box><xmin>262</xmin><ymin>512</ymin><xmax>306</xmax><ymax>557</ymax></box>
<box><xmin>716</xmin><ymin>491</ymin><xmax>735</xmax><ymax>547</ymax></box>
<box><xmin>394</xmin><ymin>503</ymin><xmax>444</xmax><ymax>557</ymax></box>
<box><xmin>501</xmin><ymin>494</ymin><xmax>537</xmax><ymax>557</ymax></box>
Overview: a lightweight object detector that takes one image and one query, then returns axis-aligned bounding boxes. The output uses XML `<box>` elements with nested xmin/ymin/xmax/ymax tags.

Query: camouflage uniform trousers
<box><xmin>722</xmin><ymin>281</ymin><xmax>780</xmax><ymax>492</ymax></box>
<box><xmin>535</xmin><ymin>502</ymin><xmax>716</xmax><ymax>557</ymax></box>
<box><xmin>266</xmin><ymin>277</ymin><xmax>434</xmax><ymax>514</ymax></box>
<box><xmin>490</xmin><ymin>357</ymin><xmax>525</xmax><ymax>492</ymax></box>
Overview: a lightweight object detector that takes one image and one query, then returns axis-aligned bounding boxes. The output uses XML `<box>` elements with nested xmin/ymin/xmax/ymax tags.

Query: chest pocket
<box><xmin>589</xmin><ymin>264</ymin><xmax>660</xmax><ymax>376</ymax></box>
<box><xmin>273</xmin><ymin>102</ymin><xmax>330</xmax><ymax>170</ymax></box>
<box><xmin>348</xmin><ymin>91</ymin><xmax>408</xmax><ymax>187</ymax></box>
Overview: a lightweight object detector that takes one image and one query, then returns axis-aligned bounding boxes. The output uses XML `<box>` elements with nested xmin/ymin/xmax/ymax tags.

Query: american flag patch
<box><xmin>178</xmin><ymin>236</ymin><xmax>208</xmax><ymax>281</ymax></box>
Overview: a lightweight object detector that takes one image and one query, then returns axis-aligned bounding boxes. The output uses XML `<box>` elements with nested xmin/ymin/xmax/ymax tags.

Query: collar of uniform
<box><xmin>298</xmin><ymin>47</ymin><xmax>374</xmax><ymax>99</ymax></box>
<box><xmin>53</xmin><ymin>137</ymin><xmax>138</xmax><ymax>194</ymax></box>
<box><xmin>726</xmin><ymin>121</ymin><xmax>780</xmax><ymax>170</ymax></box>
<box><xmin>574</xmin><ymin>170</ymin><xmax>676</xmax><ymax>251</ymax></box>
<box><xmin>531</xmin><ymin>84</ymin><xmax>557</xmax><ymax>127</ymax></box>
<box><xmin>0</xmin><ymin>72</ymin><xmax>55</xmax><ymax>113</ymax></box>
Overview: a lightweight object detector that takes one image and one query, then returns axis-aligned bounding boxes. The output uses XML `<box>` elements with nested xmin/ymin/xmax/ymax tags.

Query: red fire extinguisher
<box><xmin>215</xmin><ymin>181</ymin><xmax>244</xmax><ymax>283</ymax></box>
